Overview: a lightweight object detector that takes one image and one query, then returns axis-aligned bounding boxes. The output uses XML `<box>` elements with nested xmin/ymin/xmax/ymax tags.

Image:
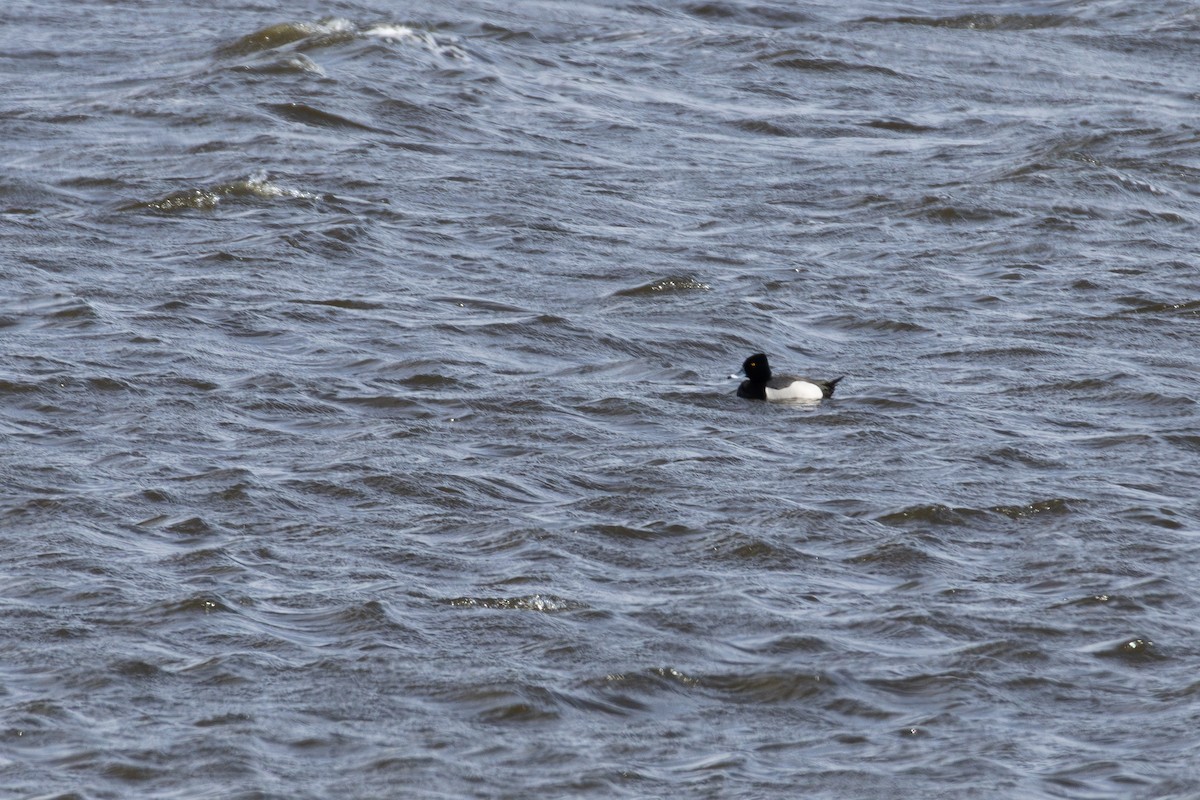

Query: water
<box><xmin>3</xmin><ymin>1</ymin><xmax>1199</xmax><ymax>797</ymax></box>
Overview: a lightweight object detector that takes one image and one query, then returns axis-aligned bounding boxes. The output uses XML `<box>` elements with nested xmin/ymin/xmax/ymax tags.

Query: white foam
<box><xmin>364</xmin><ymin>24</ymin><xmax>420</xmax><ymax>41</ymax></box>
<box><xmin>228</xmin><ymin>172</ymin><xmax>319</xmax><ymax>202</ymax></box>
<box><xmin>363</xmin><ymin>24</ymin><xmax>467</xmax><ymax>60</ymax></box>
<box><xmin>315</xmin><ymin>17</ymin><xmax>355</xmax><ymax>35</ymax></box>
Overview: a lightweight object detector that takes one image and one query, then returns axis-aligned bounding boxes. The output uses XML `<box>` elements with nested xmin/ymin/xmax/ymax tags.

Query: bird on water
<box><xmin>736</xmin><ymin>353</ymin><xmax>843</xmax><ymax>401</ymax></box>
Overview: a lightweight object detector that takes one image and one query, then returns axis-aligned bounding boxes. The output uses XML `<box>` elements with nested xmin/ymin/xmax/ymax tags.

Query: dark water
<box><xmin>3</xmin><ymin>1</ymin><xmax>1200</xmax><ymax>797</ymax></box>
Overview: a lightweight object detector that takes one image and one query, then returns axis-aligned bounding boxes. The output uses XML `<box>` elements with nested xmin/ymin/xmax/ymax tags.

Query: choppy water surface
<box><xmin>4</xmin><ymin>1</ymin><xmax>1200</xmax><ymax>797</ymax></box>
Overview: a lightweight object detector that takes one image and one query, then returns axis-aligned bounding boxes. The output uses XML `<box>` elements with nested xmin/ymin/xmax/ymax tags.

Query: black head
<box><xmin>740</xmin><ymin>353</ymin><xmax>771</xmax><ymax>382</ymax></box>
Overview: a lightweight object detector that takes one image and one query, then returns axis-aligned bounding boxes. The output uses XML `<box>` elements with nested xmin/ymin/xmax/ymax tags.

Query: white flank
<box><xmin>764</xmin><ymin>381</ymin><xmax>824</xmax><ymax>401</ymax></box>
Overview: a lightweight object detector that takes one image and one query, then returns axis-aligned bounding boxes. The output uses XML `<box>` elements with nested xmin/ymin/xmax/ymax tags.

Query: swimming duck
<box><xmin>736</xmin><ymin>353</ymin><xmax>843</xmax><ymax>401</ymax></box>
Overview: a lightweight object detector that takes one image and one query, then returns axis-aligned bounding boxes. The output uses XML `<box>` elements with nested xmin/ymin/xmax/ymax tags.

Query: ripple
<box><xmin>1114</xmin><ymin>297</ymin><xmax>1200</xmax><ymax>317</ymax></box>
<box><xmin>217</xmin><ymin>21</ymin><xmax>334</xmax><ymax>56</ymax></box>
<box><xmin>861</xmin><ymin>13</ymin><xmax>1075</xmax><ymax>31</ymax></box>
<box><xmin>863</xmin><ymin>117</ymin><xmax>937</xmax><ymax>134</ymax></box>
<box><xmin>287</xmin><ymin>298</ymin><xmax>385</xmax><ymax>310</ymax></box>
<box><xmin>1083</xmin><ymin>636</ymin><xmax>1164</xmax><ymax>663</ymax></box>
<box><xmin>877</xmin><ymin>503</ymin><xmax>987</xmax><ymax>526</ymax></box>
<box><xmin>267</xmin><ymin>102</ymin><xmax>389</xmax><ymax>134</ymax></box>
<box><xmin>815</xmin><ymin>313</ymin><xmax>933</xmax><ymax>334</ymax></box>
<box><xmin>42</xmin><ymin>299</ymin><xmax>100</xmax><ymax>326</ymax></box>
<box><xmin>705</xmin><ymin>531</ymin><xmax>811</xmax><ymax>569</ymax></box>
<box><xmin>612</xmin><ymin>276</ymin><xmax>712</xmax><ymax>296</ymax></box>
<box><xmin>442</xmin><ymin>594</ymin><xmax>585</xmax><ymax>612</ymax></box>
<box><xmin>700</xmin><ymin>669</ymin><xmax>832</xmax><ymax>703</ymax></box>
<box><xmin>683</xmin><ymin>3</ymin><xmax>813</xmax><ymax>27</ymax></box>
<box><xmin>845</xmin><ymin>540</ymin><xmax>950</xmax><ymax>572</ymax></box>
<box><xmin>445</xmin><ymin>682</ymin><xmax>562</xmax><ymax>724</ymax></box>
<box><xmin>729</xmin><ymin>118</ymin><xmax>798</xmax><ymax>137</ymax></box>
<box><xmin>217</xmin><ymin>17</ymin><xmax>467</xmax><ymax>62</ymax></box>
<box><xmin>988</xmin><ymin>498</ymin><xmax>1078</xmax><ymax>519</ymax></box>
<box><xmin>878</xmin><ymin>498</ymin><xmax>1079</xmax><ymax>525</ymax></box>
<box><xmin>122</xmin><ymin>172</ymin><xmax>318</xmax><ymax>212</ymax></box>
<box><xmin>761</xmin><ymin>51</ymin><xmax>903</xmax><ymax>77</ymax></box>
<box><xmin>232</xmin><ymin>52</ymin><xmax>326</xmax><ymax>76</ymax></box>
<box><xmin>906</xmin><ymin>196</ymin><xmax>1022</xmax><ymax>223</ymax></box>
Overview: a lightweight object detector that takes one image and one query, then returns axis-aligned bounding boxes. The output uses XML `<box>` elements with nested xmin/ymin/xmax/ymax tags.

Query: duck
<box><xmin>736</xmin><ymin>353</ymin><xmax>843</xmax><ymax>401</ymax></box>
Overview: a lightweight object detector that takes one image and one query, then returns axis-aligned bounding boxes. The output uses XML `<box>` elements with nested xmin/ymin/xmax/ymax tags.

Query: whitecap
<box><xmin>363</xmin><ymin>23</ymin><xmax>468</xmax><ymax>60</ymax></box>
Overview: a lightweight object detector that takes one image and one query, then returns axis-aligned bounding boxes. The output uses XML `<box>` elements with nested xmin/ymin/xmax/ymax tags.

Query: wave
<box><xmin>121</xmin><ymin>171</ymin><xmax>318</xmax><ymax>212</ymax></box>
<box><xmin>859</xmin><ymin>13</ymin><xmax>1076</xmax><ymax>32</ymax></box>
<box><xmin>877</xmin><ymin>498</ymin><xmax>1079</xmax><ymax>526</ymax></box>
<box><xmin>217</xmin><ymin>18</ymin><xmax>467</xmax><ymax>61</ymax></box>
<box><xmin>612</xmin><ymin>275</ymin><xmax>712</xmax><ymax>296</ymax></box>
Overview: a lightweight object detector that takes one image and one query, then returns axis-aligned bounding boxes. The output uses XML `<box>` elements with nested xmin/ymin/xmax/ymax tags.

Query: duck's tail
<box><xmin>822</xmin><ymin>376</ymin><xmax>845</xmax><ymax>397</ymax></box>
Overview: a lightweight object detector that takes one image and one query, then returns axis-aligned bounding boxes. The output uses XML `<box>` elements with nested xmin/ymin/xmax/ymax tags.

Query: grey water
<box><xmin>3</xmin><ymin>1</ymin><xmax>1200</xmax><ymax>797</ymax></box>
